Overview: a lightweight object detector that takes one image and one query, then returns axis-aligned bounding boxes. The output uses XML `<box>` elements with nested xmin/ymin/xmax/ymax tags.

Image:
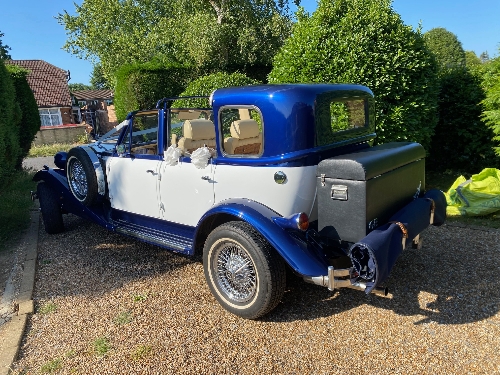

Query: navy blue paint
<box><xmin>195</xmin><ymin>199</ymin><xmax>330</xmax><ymax>277</ymax></box>
<box><xmin>348</xmin><ymin>189</ymin><xmax>447</xmax><ymax>293</ymax></box>
<box><xmin>33</xmin><ymin>169</ymin><xmax>112</xmax><ymax>229</ymax></box>
<box><xmin>111</xmin><ymin>209</ymin><xmax>196</xmax><ymax>254</ymax></box>
<box><xmin>211</xmin><ymin>84</ymin><xmax>375</xmax><ymax>159</ymax></box>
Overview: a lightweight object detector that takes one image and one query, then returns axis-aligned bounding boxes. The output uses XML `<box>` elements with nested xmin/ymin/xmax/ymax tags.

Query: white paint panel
<box><xmin>107</xmin><ymin>157</ymin><xmax>161</xmax><ymax>218</ymax></box>
<box><xmin>213</xmin><ymin>165</ymin><xmax>317</xmax><ymax>217</ymax></box>
<box><xmin>159</xmin><ymin>161</ymin><xmax>215</xmax><ymax>226</ymax></box>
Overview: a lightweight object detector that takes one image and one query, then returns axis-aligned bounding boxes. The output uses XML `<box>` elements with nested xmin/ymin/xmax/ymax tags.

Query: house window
<box><xmin>39</xmin><ymin>109</ymin><xmax>62</xmax><ymax>126</ymax></box>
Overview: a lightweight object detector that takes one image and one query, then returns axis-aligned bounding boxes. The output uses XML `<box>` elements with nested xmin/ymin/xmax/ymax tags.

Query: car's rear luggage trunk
<box><xmin>317</xmin><ymin>142</ymin><xmax>426</xmax><ymax>243</ymax></box>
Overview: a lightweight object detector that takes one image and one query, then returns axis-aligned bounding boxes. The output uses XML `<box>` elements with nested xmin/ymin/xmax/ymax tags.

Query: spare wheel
<box><xmin>66</xmin><ymin>147</ymin><xmax>100</xmax><ymax>206</ymax></box>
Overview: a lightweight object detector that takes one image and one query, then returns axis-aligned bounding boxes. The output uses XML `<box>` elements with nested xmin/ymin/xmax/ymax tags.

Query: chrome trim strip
<box><xmin>81</xmin><ymin>146</ymin><xmax>106</xmax><ymax>196</ymax></box>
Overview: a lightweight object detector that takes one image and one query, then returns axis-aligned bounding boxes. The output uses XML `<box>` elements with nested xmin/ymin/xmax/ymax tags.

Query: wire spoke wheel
<box><xmin>213</xmin><ymin>240</ymin><xmax>257</xmax><ymax>303</ymax></box>
<box><xmin>203</xmin><ymin>221</ymin><xmax>286</xmax><ymax>319</ymax></box>
<box><xmin>68</xmin><ymin>158</ymin><xmax>88</xmax><ymax>200</ymax></box>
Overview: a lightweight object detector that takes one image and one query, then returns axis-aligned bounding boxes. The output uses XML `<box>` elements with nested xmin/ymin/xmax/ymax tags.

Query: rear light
<box><xmin>297</xmin><ymin>212</ymin><xmax>309</xmax><ymax>231</ymax></box>
<box><xmin>273</xmin><ymin>212</ymin><xmax>310</xmax><ymax>231</ymax></box>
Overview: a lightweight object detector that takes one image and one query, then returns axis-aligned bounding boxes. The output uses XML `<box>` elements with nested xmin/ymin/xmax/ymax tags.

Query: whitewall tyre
<box><xmin>203</xmin><ymin>221</ymin><xmax>286</xmax><ymax>319</ymax></box>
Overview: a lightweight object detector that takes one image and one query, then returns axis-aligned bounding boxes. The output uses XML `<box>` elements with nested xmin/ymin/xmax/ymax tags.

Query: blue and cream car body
<box><xmin>34</xmin><ymin>84</ymin><xmax>446</xmax><ymax>319</ymax></box>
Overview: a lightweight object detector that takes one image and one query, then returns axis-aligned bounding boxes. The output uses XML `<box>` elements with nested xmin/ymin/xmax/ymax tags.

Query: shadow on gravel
<box><xmin>40</xmin><ymin>216</ymin><xmax>499</xmax><ymax>325</ymax></box>
<box><xmin>265</xmin><ymin>225</ymin><xmax>500</xmax><ymax>325</ymax></box>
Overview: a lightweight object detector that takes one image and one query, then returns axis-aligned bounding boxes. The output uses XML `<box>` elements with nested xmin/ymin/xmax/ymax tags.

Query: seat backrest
<box><xmin>177</xmin><ymin>119</ymin><xmax>216</xmax><ymax>154</ymax></box>
<box><xmin>224</xmin><ymin>119</ymin><xmax>262</xmax><ymax>155</ymax></box>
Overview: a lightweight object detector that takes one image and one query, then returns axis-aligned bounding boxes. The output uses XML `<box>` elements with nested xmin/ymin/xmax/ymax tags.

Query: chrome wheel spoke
<box><xmin>214</xmin><ymin>242</ymin><xmax>256</xmax><ymax>303</ymax></box>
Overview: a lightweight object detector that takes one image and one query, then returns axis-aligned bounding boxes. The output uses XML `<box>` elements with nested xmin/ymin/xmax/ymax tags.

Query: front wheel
<box><xmin>37</xmin><ymin>182</ymin><xmax>64</xmax><ymax>234</ymax></box>
<box><xmin>203</xmin><ymin>221</ymin><xmax>286</xmax><ymax>319</ymax></box>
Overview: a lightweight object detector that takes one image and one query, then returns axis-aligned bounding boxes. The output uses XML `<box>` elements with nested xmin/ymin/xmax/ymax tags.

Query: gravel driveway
<box><xmin>12</xmin><ymin>215</ymin><xmax>500</xmax><ymax>374</ymax></box>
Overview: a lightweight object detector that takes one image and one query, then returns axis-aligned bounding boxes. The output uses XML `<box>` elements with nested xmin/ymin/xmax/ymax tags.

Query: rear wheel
<box><xmin>37</xmin><ymin>182</ymin><xmax>64</xmax><ymax>234</ymax></box>
<box><xmin>203</xmin><ymin>221</ymin><xmax>286</xmax><ymax>319</ymax></box>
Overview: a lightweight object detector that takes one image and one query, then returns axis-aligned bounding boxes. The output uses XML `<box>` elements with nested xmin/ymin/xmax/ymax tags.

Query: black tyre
<box><xmin>203</xmin><ymin>221</ymin><xmax>286</xmax><ymax>319</ymax></box>
<box><xmin>37</xmin><ymin>182</ymin><xmax>64</xmax><ymax>234</ymax></box>
<box><xmin>66</xmin><ymin>147</ymin><xmax>98</xmax><ymax>206</ymax></box>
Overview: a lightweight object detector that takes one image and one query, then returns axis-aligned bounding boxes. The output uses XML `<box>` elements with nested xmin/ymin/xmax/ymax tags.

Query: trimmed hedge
<box><xmin>428</xmin><ymin>68</ymin><xmax>498</xmax><ymax>170</ymax></box>
<box><xmin>172</xmin><ymin>72</ymin><xmax>261</xmax><ymax>108</ymax></box>
<box><xmin>0</xmin><ymin>61</ymin><xmax>21</xmax><ymax>186</ymax></box>
<box><xmin>269</xmin><ymin>0</ymin><xmax>439</xmax><ymax>151</ymax></box>
<box><xmin>6</xmin><ymin>64</ymin><xmax>41</xmax><ymax>167</ymax></box>
<box><xmin>114</xmin><ymin>62</ymin><xmax>194</xmax><ymax>121</ymax></box>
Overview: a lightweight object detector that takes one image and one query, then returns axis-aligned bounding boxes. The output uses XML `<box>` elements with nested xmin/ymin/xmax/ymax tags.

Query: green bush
<box><xmin>268</xmin><ymin>0</ymin><xmax>439</xmax><ymax>151</ymax></box>
<box><xmin>0</xmin><ymin>61</ymin><xmax>21</xmax><ymax>186</ymax></box>
<box><xmin>423</xmin><ymin>28</ymin><xmax>466</xmax><ymax>71</ymax></box>
<box><xmin>6</xmin><ymin>64</ymin><xmax>41</xmax><ymax>166</ymax></box>
<box><xmin>114</xmin><ymin>61</ymin><xmax>194</xmax><ymax>121</ymax></box>
<box><xmin>172</xmin><ymin>72</ymin><xmax>261</xmax><ymax>108</ymax></box>
<box><xmin>482</xmin><ymin>52</ymin><xmax>500</xmax><ymax>156</ymax></box>
<box><xmin>428</xmin><ymin>68</ymin><xmax>498</xmax><ymax>170</ymax></box>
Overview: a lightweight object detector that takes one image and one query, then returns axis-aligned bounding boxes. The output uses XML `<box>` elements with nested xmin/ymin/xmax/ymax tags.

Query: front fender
<box><xmin>195</xmin><ymin>199</ymin><xmax>329</xmax><ymax>278</ymax></box>
<box><xmin>33</xmin><ymin>168</ymin><xmax>112</xmax><ymax>230</ymax></box>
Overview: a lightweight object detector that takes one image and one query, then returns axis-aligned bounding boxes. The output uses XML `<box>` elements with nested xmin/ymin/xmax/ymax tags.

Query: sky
<box><xmin>2</xmin><ymin>0</ymin><xmax>499</xmax><ymax>85</ymax></box>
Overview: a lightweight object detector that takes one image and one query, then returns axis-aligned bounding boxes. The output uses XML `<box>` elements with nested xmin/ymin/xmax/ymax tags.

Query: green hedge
<box><xmin>6</xmin><ymin>64</ymin><xmax>41</xmax><ymax>167</ymax></box>
<box><xmin>0</xmin><ymin>62</ymin><xmax>21</xmax><ymax>186</ymax></box>
<box><xmin>429</xmin><ymin>68</ymin><xmax>499</xmax><ymax>171</ymax></box>
<box><xmin>114</xmin><ymin>62</ymin><xmax>194</xmax><ymax>121</ymax></box>
<box><xmin>172</xmin><ymin>72</ymin><xmax>260</xmax><ymax>108</ymax></box>
<box><xmin>269</xmin><ymin>0</ymin><xmax>439</xmax><ymax>151</ymax></box>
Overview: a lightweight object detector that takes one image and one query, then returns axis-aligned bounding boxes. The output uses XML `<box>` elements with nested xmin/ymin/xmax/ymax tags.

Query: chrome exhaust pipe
<box><xmin>303</xmin><ymin>267</ymin><xmax>388</xmax><ymax>296</ymax></box>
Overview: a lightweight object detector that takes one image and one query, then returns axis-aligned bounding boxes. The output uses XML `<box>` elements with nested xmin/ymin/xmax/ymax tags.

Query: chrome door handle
<box><xmin>146</xmin><ymin>170</ymin><xmax>155</xmax><ymax>174</ymax></box>
<box><xmin>201</xmin><ymin>176</ymin><xmax>210</xmax><ymax>180</ymax></box>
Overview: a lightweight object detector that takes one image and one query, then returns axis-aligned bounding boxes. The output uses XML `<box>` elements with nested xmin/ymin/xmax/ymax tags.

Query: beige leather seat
<box><xmin>224</xmin><ymin>119</ymin><xmax>262</xmax><ymax>155</ymax></box>
<box><xmin>177</xmin><ymin>119</ymin><xmax>216</xmax><ymax>154</ymax></box>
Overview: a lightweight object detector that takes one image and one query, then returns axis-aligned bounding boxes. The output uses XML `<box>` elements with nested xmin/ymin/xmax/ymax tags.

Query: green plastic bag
<box><xmin>445</xmin><ymin>168</ymin><xmax>500</xmax><ymax>216</ymax></box>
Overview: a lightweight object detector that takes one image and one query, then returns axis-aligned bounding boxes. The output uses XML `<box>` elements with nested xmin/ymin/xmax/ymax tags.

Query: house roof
<box><xmin>5</xmin><ymin>60</ymin><xmax>72</xmax><ymax>108</ymax></box>
<box><xmin>72</xmin><ymin>89</ymin><xmax>114</xmax><ymax>101</ymax></box>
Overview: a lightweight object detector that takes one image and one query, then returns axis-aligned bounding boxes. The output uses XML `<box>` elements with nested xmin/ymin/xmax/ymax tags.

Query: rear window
<box><xmin>315</xmin><ymin>93</ymin><xmax>374</xmax><ymax>146</ymax></box>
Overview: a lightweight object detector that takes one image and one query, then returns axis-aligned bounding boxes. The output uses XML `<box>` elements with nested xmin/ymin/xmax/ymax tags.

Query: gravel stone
<box><xmin>11</xmin><ymin>215</ymin><xmax>500</xmax><ymax>374</ymax></box>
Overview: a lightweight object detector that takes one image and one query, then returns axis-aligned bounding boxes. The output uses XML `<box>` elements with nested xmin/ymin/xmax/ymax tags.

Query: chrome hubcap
<box><xmin>68</xmin><ymin>158</ymin><xmax>88</xmax><ymax>200</ymax></box>
<box><xmin>213</xmin><ymin>241</ymin><xmax>257</xmax><ymax>303</ymax></box>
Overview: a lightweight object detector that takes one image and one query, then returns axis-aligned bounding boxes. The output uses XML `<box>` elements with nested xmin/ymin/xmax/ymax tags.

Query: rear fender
<box><xmin>195</xmin><ymin>199</ymin><xmax>329</xmax><ymax>277</ymax></box>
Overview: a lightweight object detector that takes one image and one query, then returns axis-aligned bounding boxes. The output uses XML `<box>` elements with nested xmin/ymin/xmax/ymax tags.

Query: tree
<box><xmin>423</xmin><ymin>28</ymin><xmax>466</xmax><ymax>71</ymax></box>
<box><xmin>5</xmin><ymin>65</ymin><xmax>41</xmax><ymax>166</ymax></box>
<box><xmin>428</xmin><ymin>68</ymin><xmax>498</xmax><ymax>170</ymax></box>
<box><xmin>90</xmin><ymin>64</ymin><xmax>110</xmax><ymax>89</ymax></box>
<box><xmin>0</xmin><ymin>61</ymin><xmax>21</xmax><ymax>184</ymax></box>
<box><xmin>423</xmin><ymin>29</ymin><xmax>498</xmax><ymax>170</ymax></box>
<box><xmin>480</xmin><ymin>51</ymin><xmax>490</xmax><ymax>63</ymax></box>
<box><xmin>269</xmin><ymin>0</ymin><xmax>439</xmax><ymax>150</ymax></box>
<box><xmin>482</xmin><ymin>50</ymin><xmax>500</xmax><ymax>156</ymax></box>
<box><xmin>57</xmin><ymin>0</ymin><xmax>296</xmax><ymax>80</ymax></box>
<box><xmin>173</xmin><ymin>71</ymin><xmax>260</xmax><ymax>108</ymax></box>
<box><xmin>0</xmin><ymin>31</ymin><xmax>11</xmax><ymax>60</ymax></box>
<box><xmin>69</xmin><ymin>83</ymin><xmax>92</xmax><ymax>91</ymax></box>
<box><xmin>465</xmin><ymin>51</ymin><xmax>482</xmax><ymax>69</ymax></box>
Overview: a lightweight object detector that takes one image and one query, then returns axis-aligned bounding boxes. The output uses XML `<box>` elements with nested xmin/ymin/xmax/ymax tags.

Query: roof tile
<box><xmin>5</xmin><ymin>60</ymin><xmax>72</xmax><ymax>108</ymax></box>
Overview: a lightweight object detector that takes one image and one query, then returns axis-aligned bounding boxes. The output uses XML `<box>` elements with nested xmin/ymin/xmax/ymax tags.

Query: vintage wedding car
<box><xmin>33</xmin><ymin>84</ymin><xmax>446</xmax><ymax>319</ymax></box>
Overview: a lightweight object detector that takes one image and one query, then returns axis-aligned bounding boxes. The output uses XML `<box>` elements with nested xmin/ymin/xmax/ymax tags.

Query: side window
<box><xmin>130</xmin><ymin>112</ymin><xmax>159</xmax><ymax>155</ymax></box>
<box><xmin>220</xmin><ymin>107</ymin><xmax>263</xmax><ymax>156</ymax></box>
<box><xmin>316</xmin><ymin>97</ymin><xmax>369</xmax><ymax>146</ymax></box>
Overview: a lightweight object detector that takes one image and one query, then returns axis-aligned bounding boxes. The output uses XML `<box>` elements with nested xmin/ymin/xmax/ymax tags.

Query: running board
<box><xmin>113</xmin><ymin>218</ymin><xmax>194</xmax><ymax>255</ymax></box>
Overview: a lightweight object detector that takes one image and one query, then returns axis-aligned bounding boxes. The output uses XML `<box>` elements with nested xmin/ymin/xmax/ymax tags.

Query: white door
<box><xmin>158</xmin><ymin>161</ymin><xmax>215</xmax><ymax>226</ymax></box>
<box><xmin>107</xmin><ymin>157</ymin><xmax>161</xmax><ymax>218</ymax></box>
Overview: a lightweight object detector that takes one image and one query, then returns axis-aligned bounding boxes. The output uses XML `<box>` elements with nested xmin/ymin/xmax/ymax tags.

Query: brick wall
<box><xmin>33</xmin><ymin>125</ymin><xmax>87</xmax><ymax>146</ymax></box>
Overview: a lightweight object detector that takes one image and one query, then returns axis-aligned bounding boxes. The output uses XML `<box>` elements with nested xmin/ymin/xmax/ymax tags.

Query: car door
<box><xmin>158</xmin><ymin>108</ymin><xmax>215</xmax><ymax>226</ymax></box>
<box><xmin>158</xmin><ymin>160</ymin><xmax>215</xmax><ymax>226</ymax></box>
<box><xmin>107</xmin><ymin>111</ymin><xmax>162</xmax><ymax>218</ymax></box>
